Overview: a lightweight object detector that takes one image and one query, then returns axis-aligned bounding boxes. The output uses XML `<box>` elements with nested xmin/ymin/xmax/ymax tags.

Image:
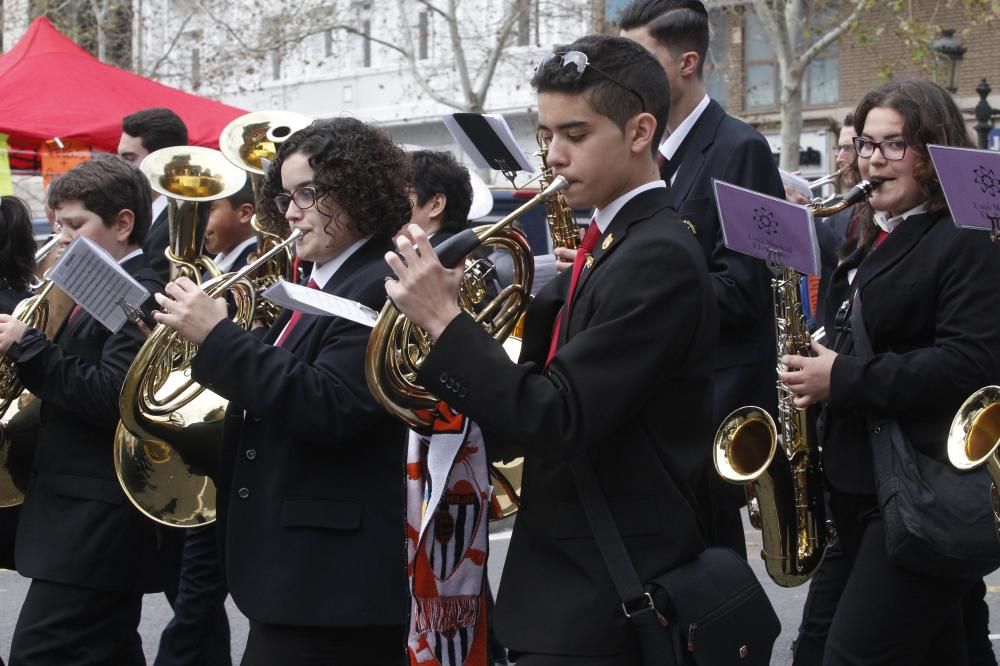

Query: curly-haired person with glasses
<box><xmin>782</xmin><ymin>79</ymin><xmax>1000</xmax><ymax>666</ymax></box>
<box><xmin>154</xmin><ymin>117</ymin><xmax>413</xmax><ymax>665</ymax></box>
<box><xmin>386</xmin><ymin>34</ymin><xmax>719</xmax><ymax>666</ymax></box>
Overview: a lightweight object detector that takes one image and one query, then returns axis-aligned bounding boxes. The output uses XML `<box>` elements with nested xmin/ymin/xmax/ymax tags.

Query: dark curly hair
<box><xmin>410</xmin><ymin>150</ymin><xmax>473</xmax><ymax>234</ymax></box>
<box><xmin>0</xmin><ymin>196</ymin><xmax>37</xmax><ymax>293</ymax></box>
<box><xmin>260</xmin><ymin>118</ymin><xmax>412</xmax><ymax>241</ymax></box>
<box><xmin>852</xmin><ymin>79</ymin><xmax>972</xmax><ymax>247</ymax></box>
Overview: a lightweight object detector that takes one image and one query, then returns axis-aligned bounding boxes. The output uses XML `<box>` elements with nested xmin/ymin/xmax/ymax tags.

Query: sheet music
<box><xmin>443</xmin><ymin>113</ymin><xmax>534</xmax><ymax>173</ymax></box>
<box><xmin>262</xmin><ymin>279</ymin><xmax>379</xmax><ymax>328</ymax></box>
<box><xmin>48</xmin><ymin>237</ymin><xmax>150</xmax><ymax>333</ymax></box>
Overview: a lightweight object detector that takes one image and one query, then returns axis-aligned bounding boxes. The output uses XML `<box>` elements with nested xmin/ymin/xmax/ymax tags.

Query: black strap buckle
<box><xmin>621</xmin><ymin>592</ymin><xmax>668</xmax><ymax>627</ymax></box>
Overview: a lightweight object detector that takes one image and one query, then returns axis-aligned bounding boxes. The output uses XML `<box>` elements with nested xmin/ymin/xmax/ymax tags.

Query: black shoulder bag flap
<box><xmin>849</xmin><ymin>292</ymin><xmax>1000</xmax><ymax>579</ymax></box>
<box><xmin>569</xmin><ymin>456</ymin><xmax>779</xmax><ymax>666</ymax></box>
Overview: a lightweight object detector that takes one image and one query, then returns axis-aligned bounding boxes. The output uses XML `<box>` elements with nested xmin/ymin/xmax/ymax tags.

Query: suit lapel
<box><xmin>564</xmin><ymin>189</ymin><xmax>668</xmax><ymax>335</ymax></box>
<box><xmin>665</xmin><ymin>100</ymin><xmax>725</xmax><ymax>206</ymax></box>
<box><xmin>854</xmin><ymin>211</ymin><xmax>941</xmax><ymax>293</ymax></box>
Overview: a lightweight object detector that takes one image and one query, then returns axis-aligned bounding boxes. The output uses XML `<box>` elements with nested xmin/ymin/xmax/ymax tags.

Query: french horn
<box><xmin>365</xmin><ymin>176</ymin><xmax>567</xmax><ymax>518</ymax></box>
<box><xmin>948</xmin><ymin>386</ymin><xmax>1000</xmax><ymax>538</ymax></box>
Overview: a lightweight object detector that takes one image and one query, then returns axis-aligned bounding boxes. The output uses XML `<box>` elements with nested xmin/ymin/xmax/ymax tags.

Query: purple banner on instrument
<box><xmin>928</xmin><ymin>145</ymin><xmax>1000</xmax><ymax>231</ymax></box>
<box><xmin>712</xmin><ymin>179</ymin><xmax>820</xmax><ymax>276</ymax></box>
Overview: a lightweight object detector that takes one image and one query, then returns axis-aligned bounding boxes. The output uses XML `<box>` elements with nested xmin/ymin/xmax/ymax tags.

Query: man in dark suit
<box><xmin>153</xmin><ymin>118</ymin><xmax>412</xmax><ymax>665</ymax></box>
<box><xmin>0</xmin><ymin>155</ymin><xmax>179</xmax><ymax>665</ymax></box>
<box><xmin>119</xmin><ymin>107</ymin><xmax>190</xmax><ymax>282</ymax></box>
<box><xmin>621</xmin><ymin>0</ymin><xmax>785</xmax><ymax>558</ymax></box>
<box><xmin>387</xmin><ymin>35</ymin><xmax>718</xmax><ymax>665</ymax></box>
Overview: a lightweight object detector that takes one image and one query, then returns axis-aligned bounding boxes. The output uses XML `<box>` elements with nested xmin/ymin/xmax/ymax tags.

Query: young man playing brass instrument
<box><xmin>387</xmin><ymin>35</ymin><xmax>718</xmax><ymax>665</ymax></box>
<box><xmin>0</xmin><ymin>155</ymin><xmax>177</xmax><ymax>665</ymax></box>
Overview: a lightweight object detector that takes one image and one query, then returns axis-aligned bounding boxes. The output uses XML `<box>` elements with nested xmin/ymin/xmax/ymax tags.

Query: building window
<box><xmin>704</xmin><ymin>9</ymin><xmax>728</xmax><ymax>108</ymax></box>
<box><xmin>325</xmin><ymin>29</ymin><xmax>334</xmax><ymax>58</ymax></box>
<box><xmin>191</xmin><ymin>47</ymin><xmax>201</xmax><ymax>90</ymax></box>
<box><xmin>418</xmin><ymin>11</ymin><xmax>429</xmax><ymax>60</ymax></box>
<box><xmin>743</xmin><ymin>7</ymin><xmax>839</xmax><ymax>110</ymax></box>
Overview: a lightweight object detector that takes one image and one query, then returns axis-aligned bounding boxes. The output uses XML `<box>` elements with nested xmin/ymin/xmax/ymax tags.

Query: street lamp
<box><xmin>973</xmin><ymin>79</ymin><xmax>1000</xmax><ymax>150</ymax></box>
<box><xmin>931</xmin><ymin>29</ymin><xmax>966</xmax><ymax>94</ymax></box>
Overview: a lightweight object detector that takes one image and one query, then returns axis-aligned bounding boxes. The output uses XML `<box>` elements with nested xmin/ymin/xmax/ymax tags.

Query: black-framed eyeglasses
<box><xmin>537</xmin><ymin>50</ymin><xmax>647</xmax><ymax>113</ymax></box>
<box><xmin>852</xmin><ymin>136</ymin><xmax>909</xmax><ymax>161</ymax></box>
<box><xmin>274</xmin><ymin>186</ymin><xmax>318</xmax><ymax>214</ymax></box>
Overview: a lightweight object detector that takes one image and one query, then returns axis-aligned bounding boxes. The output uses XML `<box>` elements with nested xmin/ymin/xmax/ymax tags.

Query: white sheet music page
<box><xmin>262</xmin><ymin>279</ymin><xmax>379</xmax><ymax>328</ymax></box>
<box><xmin>48</xmin><ymin>236</ymin><xmax>150</xmax><ymax>333</ymax></box>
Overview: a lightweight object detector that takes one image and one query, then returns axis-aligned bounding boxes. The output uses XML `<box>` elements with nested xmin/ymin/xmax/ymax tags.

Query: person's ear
<box><xmin>628</xmin><ymin>113</ymin><xmax>658</xmax><ymax>156</ymax></box>
<box><xmin>238</xmin><ymin>202</ymin><xmax>255</xmax><ymax>225</ymax></box>
<box><xmin>429</xmin><ymin>193</ymin><xmax>447</xmax><ymax>219</ymax></box>
<box><xmin>679</xmin><ymin>50</ymin><xmax>700</xmax><ymax>79</ymax></box>
<box><xmin>114</xmin><ymin>208</ymin><xmax>135</xmax><ymax>243</ymax></box>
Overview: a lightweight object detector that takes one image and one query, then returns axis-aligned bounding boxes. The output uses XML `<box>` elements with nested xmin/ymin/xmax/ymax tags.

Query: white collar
<box><xmin>119</xmin><ymin>247</ymin><xmax>143</xmax><ymax>265</ymax></box>
<box><xmin>592</xmin><ymin>181</ymin><xmax>666</xmax><ymax>234</ymax></box>
<box><xmin>873</xmin><ymin>203</ymin><xmax>928</xmax><ymax>233</ymax></box>
<box><xmin>150</xmin><ymin>196</ymin><xmax>168</xmax><ymax>226</ymax></box>
<box><xmin>310</xmin><ymin>236</ymin><xmax>370</xmax><ymax>288</ymax></box>
<box><xmin>213</xmin><ymin>237</ymin><xmax>257</xmax><ymax>273</ymax></box>
<box><xmin>660</xmin><ymin>94</ymin><xmax>711</xmax><ymax>162</ymax></box>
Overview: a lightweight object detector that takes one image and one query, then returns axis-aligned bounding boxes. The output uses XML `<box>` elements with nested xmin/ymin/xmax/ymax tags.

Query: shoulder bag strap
<box><xmin>568</xmin><ymin>456</ymin><xmax>666</xmax><ymax>626</ymax></box>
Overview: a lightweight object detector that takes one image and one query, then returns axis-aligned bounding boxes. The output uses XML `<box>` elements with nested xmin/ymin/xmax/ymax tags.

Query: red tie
<box><xmin>657</xmin><ymin>152</ymin><xmax>668</xmax><ymax>173</ymax></box>
<box><xmin>275</xmin><ymin>279</ymin><xmax>318</xmax><ymax>347</ymax></box>
<box><xmin>68</xmin><ymin>304</ymin><xmax>83</xmax><ymax>323</ymax></box>
<box><xmin>546</xmin><ymin>222</ymin><xmax>601</xmax><ymax>366</ymax></box>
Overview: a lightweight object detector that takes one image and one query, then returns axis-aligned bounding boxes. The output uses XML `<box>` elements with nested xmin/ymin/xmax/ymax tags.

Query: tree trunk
<box><xmin>779</xmin><ymin>68</ymin><xmax>804</xmax><ymax>172</ymax></box>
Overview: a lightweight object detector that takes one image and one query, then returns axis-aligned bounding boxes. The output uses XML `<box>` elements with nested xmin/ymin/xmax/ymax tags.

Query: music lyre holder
<box><xmin>443</xmin><ymin>113</ymin><xmax>534</xmax><ymax>188</ymax></box>
<box><xmin>765</xmin><ymin>247</ymin><xmax>786</xmax><ymax>274</ymax></box>
<box><xmin>988</xmin><ymin>213</ymin><xmax>1000</xmax><ymax>246</ymax></box>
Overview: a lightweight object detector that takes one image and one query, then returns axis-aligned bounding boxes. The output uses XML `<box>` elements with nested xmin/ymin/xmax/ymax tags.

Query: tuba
<box><xmin>112</xmin><ymin>146</ymin><xmax>247</xmax><ymax>527</ymax></box>
<box><xmin>219</xmin><ymin>110</ymin><xmax>312</xmax><ymax>325</ymax></box>
<box><xmin>0</xmin><ymin>237</ymin><xmax>65</xmax><ymax>506</ymax></box>
<box><xmin>114</xmin><ymin>230</ymin><xmax>302</xmax><ymax>527</ymax></box>
<box><xmin>712</xmin><ymin>178</ymin><xmax>883</xmax><ymax>586</ymax></box>
<box><xmin>365</xmin><ymin>176</ymin><xmax>568</xmax><ymax>518</ymax></box>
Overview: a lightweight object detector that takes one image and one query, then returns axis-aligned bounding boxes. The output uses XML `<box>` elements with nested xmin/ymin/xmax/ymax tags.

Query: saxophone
<box><xmin>712</xmin><ymin>178</ymin><xmax>883</xmax><ymax>587</ymax></box>
<box><xmin>537</xmin><ymin>134</ymin><xmax>579</xmax><ymax>251</ymax></box>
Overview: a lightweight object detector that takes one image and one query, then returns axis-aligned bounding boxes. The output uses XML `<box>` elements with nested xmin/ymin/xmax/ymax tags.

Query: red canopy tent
<box><xmin>0</xmin><ymin>16</ymin><xmax>246</xmax><ymax>162</ymax></box>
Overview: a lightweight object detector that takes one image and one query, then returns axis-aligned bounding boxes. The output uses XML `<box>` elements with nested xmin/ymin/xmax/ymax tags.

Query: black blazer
<box><xmin>823</xmin><ymin>211</ymin><xmax>1000</xmax><ymax>495</ymax></box>
<box><xmin>190</xmin><ymin>237</ymin><xmax>409</xmax><ymax>628</ymax></box>
<box><xmin>142</xmin><ymin>205</ymin><xmax>170</xmax><ymax>282</ymax></box>
<box><xmin>8</xmin><ymin>254</ymin><xmax>180</xmax><ymax>593</ymax></box>
<box><xmin>418</xmin><ymin>187</ymin><xmax>718</xmax><ymax>656</ymax></box>
<box><xmin>664</xmin><ymin>99</ymin><xmax>784</xmax><ymax>426</ymax></box>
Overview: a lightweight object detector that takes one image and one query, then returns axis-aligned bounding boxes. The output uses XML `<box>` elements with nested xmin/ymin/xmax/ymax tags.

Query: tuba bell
<box><xmin>219</xmin><ymin>111</ymin><xmax>312</xmax><ymax>325</ymax></box>
<box><xmin>365</xmin><ymin>176</ymin><xmax>568</xmax><ymax>518</ymax></box>
<box><xmin>713</xmin><ymin>178</ymin><xmax>883</xmax><ymax>586</ymax></box>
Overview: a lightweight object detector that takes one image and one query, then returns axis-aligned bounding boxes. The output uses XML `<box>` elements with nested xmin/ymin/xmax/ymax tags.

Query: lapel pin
<box><xmin>601</xmin><ymin>233</ymin><xmax>614</xmax><ymax>251</ymax></box>
<box><xmin>585</xmin><ymin>255</ymin><xmax>595</xmax><ymax>269</ymax></box>
<box><xmin>682</xmin><ymin>219</ymin><xmax>696</xmax><ymax>235</ymax></box>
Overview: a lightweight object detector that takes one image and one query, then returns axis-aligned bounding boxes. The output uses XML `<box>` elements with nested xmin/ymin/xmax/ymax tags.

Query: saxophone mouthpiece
<box><xmin>841</xmin><ymin>177</ymin><xmax>885</xmax><ymax>208</ymax></box>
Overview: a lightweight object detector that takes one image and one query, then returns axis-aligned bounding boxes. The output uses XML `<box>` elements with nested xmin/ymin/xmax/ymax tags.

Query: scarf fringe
<box><xmin>414</xmin><ymin>595</ymin><xmax>481</xmax><ymax>633</ymax></box>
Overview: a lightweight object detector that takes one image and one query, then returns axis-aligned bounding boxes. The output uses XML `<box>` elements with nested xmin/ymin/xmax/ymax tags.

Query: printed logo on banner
<box><xmin>754</xmin><ymin>206</ymin><xmax>779</xmax><ymax>235</ymax></box>
<box><xmin>973</xmin><ymin>165</ymin><xmax>1000</xmax><ymax>198</ymax></box>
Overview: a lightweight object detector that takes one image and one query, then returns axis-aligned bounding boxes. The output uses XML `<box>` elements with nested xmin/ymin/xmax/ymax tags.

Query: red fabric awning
<box><xmin>0</xmin><ymin>17</ymin><xmax>246</xmax><ymax>154</ymax></box>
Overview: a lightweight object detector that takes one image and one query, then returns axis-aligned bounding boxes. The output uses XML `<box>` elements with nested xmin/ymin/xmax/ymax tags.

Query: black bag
<box><xmin>850</xmin><ymin>294</ymin><xmax>1000</xmax><ymax>579</ymax></box>
<box><xmin>569</xmin><ymin>457</ymin><xmax>780</xmax><ymax>666</ymax></box>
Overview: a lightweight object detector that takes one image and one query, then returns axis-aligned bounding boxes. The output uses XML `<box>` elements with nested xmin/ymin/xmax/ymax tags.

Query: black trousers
<box><xmin>155</xmin><ymin>524</ymin><xmax>232</xmax><ymax>666</ymax></box>
<box><xmin>821</xmin><ymin>491</ymin><xmax>974</xmax><ymax>666</ymax></box>
<box><xmin>241</xmin><ymin>621</ymin><xmax>406</xmax><ymax>666</ymax></box>
<box><xmin>9</xmin><ymin>578</ymin><xmax>144</xmax><ymax>666</ymax></box>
